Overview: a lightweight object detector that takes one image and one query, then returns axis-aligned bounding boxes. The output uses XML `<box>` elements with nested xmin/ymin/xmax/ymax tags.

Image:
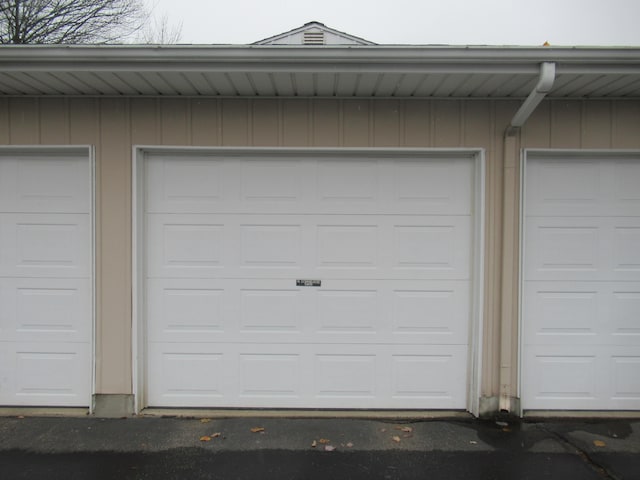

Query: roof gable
<box><xmin>253</xmin><ymin>21</ymin><xmax>376</xmax><ymax>46</ymax></box>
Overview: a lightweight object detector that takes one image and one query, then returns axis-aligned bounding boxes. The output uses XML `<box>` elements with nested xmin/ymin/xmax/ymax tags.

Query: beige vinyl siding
<box><xmin>2</xmin><ymin>97</ymin><xmax>639</xmax><ymax>401</ymax></box>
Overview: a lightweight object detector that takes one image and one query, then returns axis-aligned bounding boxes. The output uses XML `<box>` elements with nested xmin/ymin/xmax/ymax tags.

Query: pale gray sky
<box><xmin>148</xmin><ymin>0</ymin><xmax>640</xmax><ymax>46</ymax></box>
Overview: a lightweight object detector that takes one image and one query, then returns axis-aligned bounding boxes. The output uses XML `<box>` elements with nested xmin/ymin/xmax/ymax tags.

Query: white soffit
<box><xmin>0</xmin><ymin>45</ymin><xmax>639</xmax><ymax>98</ymax></box>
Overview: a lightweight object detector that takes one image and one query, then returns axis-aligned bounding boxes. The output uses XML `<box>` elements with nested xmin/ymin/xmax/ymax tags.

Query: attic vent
<box><xmin>303</xmin><ymin>31</ymin><xmax>325</xmax><ymax>45</ymax></box>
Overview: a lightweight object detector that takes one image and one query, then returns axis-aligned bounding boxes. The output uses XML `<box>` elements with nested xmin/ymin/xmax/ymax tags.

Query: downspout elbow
<box><xmin>510</xmin><ymin>62</ymin><xmax>556</xmax><ymax>129</ymax></box>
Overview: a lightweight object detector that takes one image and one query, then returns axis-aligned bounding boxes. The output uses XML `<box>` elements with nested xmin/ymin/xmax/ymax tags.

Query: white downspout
<box><xmin>499</xmin><ymin>62</ymin><xmax>555</xmax><ymax>414</ymax></box>
<box><xmin>510</xmin><ymin>62</ymin><xmax>556</xmax><ymax>129</ymax></box>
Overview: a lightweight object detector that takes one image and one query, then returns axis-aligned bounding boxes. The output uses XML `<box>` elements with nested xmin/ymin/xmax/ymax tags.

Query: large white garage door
<box><xmin>522</xmin><ymin>153</ymin><xmax>640</xmax><ymax>410</ymax></box>
<box><xmin>143</xmin><ymin>151</ymin><xmax>476</xmax><ymax>409</ymax></box>
<box><xmin>0</xmin><ymin>149</ymin><xmax>92</xmax><ymax>407</ymax></box>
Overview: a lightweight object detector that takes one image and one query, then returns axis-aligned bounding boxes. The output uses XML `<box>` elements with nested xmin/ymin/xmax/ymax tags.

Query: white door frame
<box><xmin>132</xmin><ymin>146</ymin><xmax>485</xmax><ymax>415</ymax></box>
<box><xmin>0</xmin><ymin>145</ymin><xmax>95</xmax><ymax>410</ymax></box>
<box><xmin>518</xmin><ymin>149</ymin><xmax>640</xmax><ymax>414</ymax></box>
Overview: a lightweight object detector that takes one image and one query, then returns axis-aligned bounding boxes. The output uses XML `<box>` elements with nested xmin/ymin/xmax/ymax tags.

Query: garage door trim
<box><xmin>132</xmin><ymin>146</ymin><xmax>485</xmax><ymax>415</ymax></box>
<box><xmin>519</xmin><ymin>148</ymin><xmax>640</xmax><ymax>414</ymax></box>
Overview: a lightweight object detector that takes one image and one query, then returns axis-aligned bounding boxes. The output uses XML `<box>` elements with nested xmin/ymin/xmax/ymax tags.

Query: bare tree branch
<box><xmin>0</xmin><ymin>0</ymin><xmax>145</xmax><ymax>44</ymax></box>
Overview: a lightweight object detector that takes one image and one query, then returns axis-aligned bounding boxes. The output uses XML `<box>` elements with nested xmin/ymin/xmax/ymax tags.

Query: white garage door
<box><xmin>143</xmin><ymin>151</ymin><xmax>477</xmax><ymax>409</ymax></box>
<box><xmin>522</xmin><ymin>153</ymin><xmax>640</xmax><ymax>410</ymax></box>
<box><xmin>0</xmin><ymin>149</ymin><xmax>92</xmax><ymax>407</ymax></box>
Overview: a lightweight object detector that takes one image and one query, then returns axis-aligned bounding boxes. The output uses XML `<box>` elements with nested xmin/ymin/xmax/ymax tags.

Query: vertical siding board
<box><xmin>0</xmin><ymin>98</ymin><xmax>9</xmax><ymax>143</ymax></box>
<box><xmin>69</xmin><ymin>98</ymin><xmax>99</xmax><ymax>145</ymax></box>
<box><xmin>190</xmin><ymin>98</ymin><xmax>221</xmax><ymax>146</ymax></box>
<box><xmin>311</xmin><ymin>99</ymin><xmax>340</xmax><ymax>146</ymax></box>
<box><xmin>9</xmin><ymin>98</ymin><xmax>39</xmax><ymax>144</ymax></box>
<box><xmin>433</xmin><ymin>100</ymin><xmax>462</xmax><ymax>147</ymax></box>
<box><xmin>221</xmin><ymin>99</ymin><xmax>250</xmax><ymax>146</ymax></box>
<box><xmin>342</xmin><ymin>99</ymin><xmax>370</xmax><ymax>147</ymax></box>
<box><xmin>97</xmin><ymin>98</ymin><xmax>132</xmax><ymax>394</ymax></box>
<box><xmin>612</xmin><ymin>100</ymin><xmax>640</xmax><ymax>148</ymax></box>
<box><xmin>463</xmin><ymin>101</ymin><xmax>492</xmax><ymax>148</ymax></box>
<box><xmin>282</xmin><ymin>99</ymin><xmax>310</xmax><ymax>146</ymax></box>
<box><xmin>482</xmin><ymin>100</ymin><xmax>516</xmax><ymax>397</ymax></box>
<box><xmin>582</xmin><ymin>101</ymin><xmax>612</xmax><ymax>148</ymax></box>
<box><xmin>373</xmin><ymin>100</ymin><xmax>400</xmax><ymax>147</ymax></box>
<box><xmin>39</xmin><ymin>98</ymin><xmax>69</xmax><ymax>144</ymax></box>
<box><xmin>521</xmin><ymin>101</ymin><xmax>551</xmax><ymax>148</ymax></box>
<box><xmin>402</xmin><ymin>100</ymin><xmax>431</xmax><ymax>147</ymax></box>
<box><xmin>160</xmin><ymin>98</ymin><xmax>189</xmax><ymax>145</ymax></box>
<box><xmin>550</xmin><ymin>100</ymin><xmax>582</xmax><ymax>147</ymax></box>
<box><xmin>130</xmin><ymin>98</ymin><xmax>159</xmax><ymax>145</ymax></box>
<box><xmin>251</xmin><ymin>99</ymin><xmax>280</xmax><ymax>146</ymax></box>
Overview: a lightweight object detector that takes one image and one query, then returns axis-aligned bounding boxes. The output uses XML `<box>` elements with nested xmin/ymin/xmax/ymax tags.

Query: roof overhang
<box><xmin>0</xmin><ymin>45</ymin><xmax>639</xmax><ymax>98</ymax></box>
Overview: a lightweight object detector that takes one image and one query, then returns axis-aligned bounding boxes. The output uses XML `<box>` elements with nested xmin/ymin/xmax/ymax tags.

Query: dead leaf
<box><xmin>17</xmin><ymin>416</ymin><xmax>25</xmax><ymax>419</ymax></box>
<box><xmin>311</xmin><ymin>440</ymin><xmax>317</xmax><ymax>448</ymax></box>
<box><xmin>200</xmin><ymin>418</ymin><xmax>211</xmax><ymax>423</ymax></box>
<box><xmin>324</xmin><ymin>445</ymin><xmax>336</xmax><ymax>452</ymax></box>
<box><xmin>392</xmin><ymin>435</ymin><xmax>401</xmax><ymax>443</ymax></box>
<box><xmin>502</xmin><ymin>427</ymin><xmax>512</xmax><ymax>433</ymax></box>
<box><xmin>250</xmin><ymin>427</ymin><xmax>265</xmax><ymax>433</ymax></box>
<box><xmin>593</xmin><ymin>440</ymin><xmax>606</xmax><ymax>447</ymax></box>
<box><xmin>470</xmin><ymin>440</ymin><xmax>478</xmax><ymax>445</ymax></box>
<box><xmin>199</xmin><ymin>436</ymin><xmax>211</xmax><ymax>442</ymax></box>
<box><xmin>318</xmin><ymin>438</ymin><xmax>331</xmax><ymax>444</ymax></box>
<box><xmin>395</xmin><ymin>426</ymin><xmax>413</xmax><ymax>433</ymax></box>
<box><xmin>211</xmin><ymin>432</ymin><xmax>221</xmax><ymax>438</ymax></box>
<box><xmin>346</xmin><ymin>442</ymin><xmax>354</xmax><ymax>448</ymax></box>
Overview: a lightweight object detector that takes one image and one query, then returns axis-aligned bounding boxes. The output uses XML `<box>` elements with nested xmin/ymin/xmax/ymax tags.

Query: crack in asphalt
<box><xmin>536</xmin><ymin>425</ymin><xmax>619</xmax><ymax>480</ymax></box>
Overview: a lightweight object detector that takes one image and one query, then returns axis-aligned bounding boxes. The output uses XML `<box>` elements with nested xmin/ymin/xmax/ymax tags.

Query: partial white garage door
<box><xmin>522</xmin><ymin>153</ymin><xmax>640</xmax><ymax>410</ymax></box>
<box><xmin>143</xmin><ymin>150</ymin><xmax>477</xmax><ymax>409</ymax></box>
<box><xmin>0</xmin><ymin>149</ymin><xmax>92</xmax><ymax>407</ymax></box>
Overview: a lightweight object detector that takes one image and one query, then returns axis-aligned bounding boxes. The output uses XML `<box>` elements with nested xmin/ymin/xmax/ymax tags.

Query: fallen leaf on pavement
<box><xmin>593</xmin><ymin>440</ymin><xmax>606</xmax><ymax>447</ymax></box>
<box><xmin>470</xmin><ymin>441</ymin><xmax>478</xmax><ymax>445</ymax></box>
<box><xmin>211</xmin><ymin>432</ymin><xmax>221</xmax><ymax>438</ymax></box>
<box><xmin>392</xmin><ymin>436</ymin><xmax>401</xmax><ymax>443</ymax></box>
<box><xmin>200</xmin><ymin>418</ymin><xmax>211</xmax><ymax>423</ymax></box>
<box><xmin>395</xmin><ymin>426</ymin><xmax>413</xmax><ymax>433</ymax></box>
<box><xmin>199</xmin><ymin>436</ymin><xmax>211</xmax><ymax>442</ymax></box>
<box><xmin>311</xmin><ymin>440</ymin><xmax>317</xmax><ymax>448</ymax></box>
<box><xmin>250</xmin><ymin>427</ymin><xmax>265</xmax><ymax>433</ymax></box>
<box><xmin>502</xmin><ymin>427</ymin><xmax>511</xmax><ymax>433</ymax></box>
<box><xmin>17</xmin><ymin>416</ymin><xmax>25</xmax><ymax>419</ymax></box>
<box><xmin>318</xmin><ymin>438</ymin><xmax>330</xmax><ymax>444</ymax></box>
<box><xmin>346</xmin><ymin>442</ymin><xmax>354</xmax><ymax>448</ymax></box>
<box><xmin>324</xmin><ymin>445</ymin><xmax>336</xmax><ymax>452</ymax></box>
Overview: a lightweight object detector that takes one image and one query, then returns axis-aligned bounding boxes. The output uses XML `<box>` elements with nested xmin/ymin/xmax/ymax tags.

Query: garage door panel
<box><xmin>147</xmin><ymin>214</ymin><xmax>471</xmax><ymax>280</ymax></box>
<box><xmin>0</xmin><ymin>278</ymin><xmax>91</xmax><ymax>343</ymax></box>
<box><xmin>523</xmin><ymin>346</ymin><xmax>640</xmax><ymax>410</ymax></box>
<box><xmin>146</xmin><ymin>155</ymin><xmax>473</xmax><ymax>216</ymax></box>
<box><xmin>525</xmin><ymin>216</ymin><xmax>640</xmax><ymax>282</ymax></box>
<box><xmin>0</xmin><ymin>213</ymin><xmax>91</xmax><ymax>278</ymax></box>
<box><xmin>147</xmin><ymin>278</ymin><xmax>469</xmax><ymax>345</ymax></box>
<box><xmin>524</xmin><ymin>282</ymin><xmax>640</xmax><ymax>347</ymax></box>
<box><xmin>0</xmin><ymin>155</ymin><xmax>91</xmax><ymax>213</ymax></box>
<box><xmin>526</xmin><ymin>159</ymin><xmax>599</xmax><ymax>217</ymax></box>
<box><xmin>146</xmin><ymin>343</ymin><xmax>467</xmax><ymax>408</ymax></box>
<box><xmin>523</xmin><ymin>282</ymin><xmax>599</xmax><ymax>344</ymax></box>
<box><xmin>0</xmin><ymin>342</ymin><xmax>91</xmax><ymax>407</ymax></box>
<box><xmin>610</xmin><ymin>159</ymin><xmax>640</xmax><ymax>216</ymax></box>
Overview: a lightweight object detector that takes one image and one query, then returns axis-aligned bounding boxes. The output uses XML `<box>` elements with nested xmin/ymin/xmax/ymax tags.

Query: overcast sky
<box><xmin>148</xmin><ymin>0</ymin><xmax>640</xmax><ymax>46</ymax></box>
